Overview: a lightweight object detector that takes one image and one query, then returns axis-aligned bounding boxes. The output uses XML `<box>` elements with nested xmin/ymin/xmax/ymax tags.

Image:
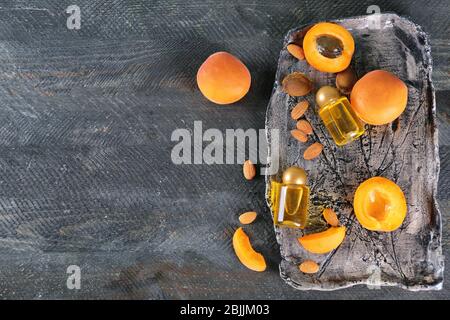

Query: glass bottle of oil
<box><xmin>268</xmin><ymin>166</ymin><xmax>310</xmax><ymax>229</ymax></box>
<box><xmin>316</xmin><ymin>86</ymin><xmax>364</xmax><ymax>146</ymax></box>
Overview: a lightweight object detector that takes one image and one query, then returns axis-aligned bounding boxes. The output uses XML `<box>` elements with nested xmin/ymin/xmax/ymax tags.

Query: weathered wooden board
<box><xmin>265</xmin><ymin>14</ymin><xmax>443</xmax><ymax>290</ymax></box>
<box><xmin>0</xmin><ymin>0</ymin><xmax>448</xmax><ymax>299</ymax></box>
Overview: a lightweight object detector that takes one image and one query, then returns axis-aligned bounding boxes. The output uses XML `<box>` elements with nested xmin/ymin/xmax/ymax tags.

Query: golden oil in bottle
<box><xmin>316</xmin><ymin>86</ymin><xmax>364</xmax><ymax>146</ymax></box>
<box><xmin>269</xmin><ymin>180</ymin><xmax>310</xmax><ymax>229</ymax></box>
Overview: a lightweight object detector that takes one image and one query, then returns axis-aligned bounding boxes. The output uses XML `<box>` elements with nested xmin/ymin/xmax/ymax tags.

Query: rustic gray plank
<box><xmin>0</xmin><ymin>0</ymin><xmax>448</xmax><ymax>299</ymax></box>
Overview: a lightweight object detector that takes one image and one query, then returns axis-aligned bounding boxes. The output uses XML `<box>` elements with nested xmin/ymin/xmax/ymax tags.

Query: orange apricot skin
<box><xmin>197</xmin><ymin>52</ymin><xmax>251</xmax><ymax>105</ymax></box>
<box><xmin>351</xmin><ymin>70</ymin><xmax>408</xmax><ymax>125</ymax></box>
<box><xmin>232</xmin><ymin>227</ymin><xmax>266</xmax><ymax>272</ymax></box>
<box><xmin>298</xmin><ymin>226</ymin><xmax>346</xmax><ymax>254</ymax></box>
<box><xmin>303</xmin><ymin>22</ymin><xmax>355</xmax><ymax>73</ymax></box>
<box><xmin>353</xmin><ymin>177</ymin><xmax>407</xmax><ymax>232</ymax></box>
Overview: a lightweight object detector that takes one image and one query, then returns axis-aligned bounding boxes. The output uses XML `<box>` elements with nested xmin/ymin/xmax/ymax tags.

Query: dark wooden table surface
<box><xmin>0</xmin><ymin>0</ymin><xmax>448</xmax><ymax>299</ymax></box>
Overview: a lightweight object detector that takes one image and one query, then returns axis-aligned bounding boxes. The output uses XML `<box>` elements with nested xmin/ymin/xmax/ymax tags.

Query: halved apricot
<box><xmin>232</xmin><ymin>227</ymin><xmax>266</xmax><ymax>272</ymax></box>
<box><xmin>353</xmin><ymin>177</ymin><xmax>407</xmax><ymax>232</ymax></box>
<box><xmin>303</xmin><ymin>22</ymin><xmax>355</xmax><ymax>73</ymax></box>
<box><xmin>298</xmin><ymin>226</ymin><xmax>346</xmax><ymax>254</ymax></box>
<box><xmin>197</xmin><ymin>52</ymin><xmax>251</xmax><ymax>105</ymax></box>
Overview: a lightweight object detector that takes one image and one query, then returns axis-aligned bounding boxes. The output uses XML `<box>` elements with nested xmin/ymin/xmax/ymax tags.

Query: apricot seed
<box><xmin>287</xmin><ymin>43</ymin><xmax>305</xmax><ymax>60</ymax></box>
<box><xmin>239</xmin><ymin>211</ymin><xmax>257</xmax><ymax>225</ymax></box>
<box><xmin>299</xmin><ymin>260</ymin><xmax>319</xmax><ymax>274</ymax></box>
<box><xmin>282</xmin><ymin>72</ymin><xmax>312</xmax><ymax>97</ymax></box>
<box><xmin>322</xmin><ymin>208</ymin><xmax>339</xmax><ymax>227</ymax></box>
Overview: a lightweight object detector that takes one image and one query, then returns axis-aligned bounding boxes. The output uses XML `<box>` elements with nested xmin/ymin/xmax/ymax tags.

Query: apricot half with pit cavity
<box><xmin>303</xmin><ymin>22</ymin><xmax>355</xmax><ymax>73</ymax></box>
<box><xmin>353</xmin><ymin>177</ymin><xmax>407</xmax><ymax>232</ymax></box>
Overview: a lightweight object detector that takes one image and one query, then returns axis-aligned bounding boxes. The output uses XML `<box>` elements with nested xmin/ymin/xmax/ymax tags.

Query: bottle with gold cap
<box><xmin>316</xmin><ymin>86</ymin><xmax>364</xmax><ymax>146</ymax></box>
<box><xmin>269</xmin><ymin>166</ymin><xmax>310</xmax><ymax>229</ymax></box>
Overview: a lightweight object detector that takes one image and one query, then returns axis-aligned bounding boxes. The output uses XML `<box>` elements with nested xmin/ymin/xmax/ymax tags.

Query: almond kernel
<box><xmin>299</xmin><ymin>260</ymin><xmax>319</xmax><ymax>274</ymax></box>
<box><xmin>243</xmin><ymin>160</ymin><xmax>256</xmax><ymax>180</ymax></box>
<box><xmin>239</xmin><ymin>211</ymin><xmax>257</xmax><ymax>225</ymax></box>
<box><xmin>291</xmin><ymin>129</ymin><xmax>308</xmax><ymax>143</ymax></box>
<box><xmin>336</xmin><ymin>67</ymin><xmax>357</xmax><ymax>95</ymax></box>
<box><xmin>303</xmin><ymin>142</ymin><xmax>323</xmax><ymax>160</ymax></box>
<box><xmin>290</xmin><ymin>100</ymin><xmax>309</xmax><ymax>120</ymax></box>
<box><xmin>323</xmin><ymin>208</ymin><xmax>339</xmax><ymax>227</ymax></box>
<box><xmin>296</xmin><ymin>119</ymin><xmax>313</xmax><ymax>135</ymax></box>
<box><xmin>287</xmin><ymin>44</ymin><xmax>305</xmax><ymax>60</ymax></box>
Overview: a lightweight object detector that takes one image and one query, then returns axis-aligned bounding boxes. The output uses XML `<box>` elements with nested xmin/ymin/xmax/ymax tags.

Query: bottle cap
<box><xmin>316</xmin><ymin>86</ymin><xmax>341</xmax><ymax>107</ymax></box>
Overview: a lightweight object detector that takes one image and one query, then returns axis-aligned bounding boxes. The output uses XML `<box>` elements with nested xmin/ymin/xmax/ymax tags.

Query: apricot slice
<box><xmin>232</xmin><ymin>227</ymin><xmax>266</xmax><ymax>272</ymax></box>
<box><xmin>350</xmin><ymin>70</ymin><xmax>408</xmax><ymax>125</ymax></box>
<box><xmin>353</xmin><ymin>177</ymin><xmax>407</xmax><ymax>232</ymax></box>
<box><xmin>303</xmin><ymin>22</ymin><xmax>355</xmax><ymax>73</ymax></box>
<box><xmin>197</xmin><ymin>52</ymin><xmax>251</xmax><ymax>105</ymax></box>
<box><xmin>298</xmin><ymin>226</ymin><xmax>346</xmax><ymax>254</ymax></box>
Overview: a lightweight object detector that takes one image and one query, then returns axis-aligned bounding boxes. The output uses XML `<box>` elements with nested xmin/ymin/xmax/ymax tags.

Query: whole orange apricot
<box><xmin>197</xmin><ymin>52</ymin><xmax>251</xmax><ymax>104</ymax></box>
<box><xmin>353</xmin><ymin>177</ymin><xmax>407</xmax><ymax>232</ymax></box>
<box><xmin>350</xmin><ymin>70</ymin><xmax>408</xmax><ymax>125</ymax></box>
